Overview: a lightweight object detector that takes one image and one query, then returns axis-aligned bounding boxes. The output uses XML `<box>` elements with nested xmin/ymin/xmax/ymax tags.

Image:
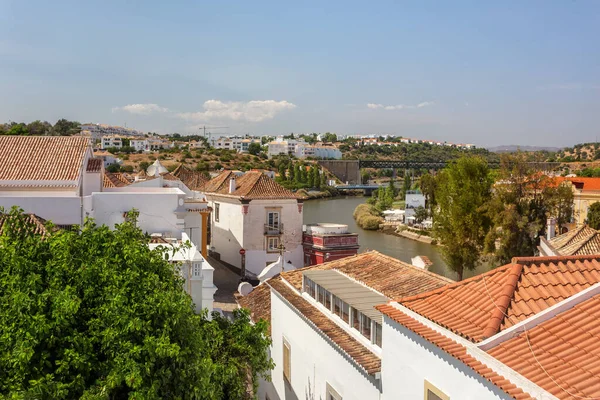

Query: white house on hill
<box><xmin>203</xmin><ymin>170</ymin><xmax>304</xmax><ymax>276</ymax></box>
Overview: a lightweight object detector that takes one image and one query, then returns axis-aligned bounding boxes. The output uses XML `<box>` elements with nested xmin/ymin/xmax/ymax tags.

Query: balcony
<box><xmin>264</xmin><ymin>223</ymin><xmax>284</xmax><ymax>235</ymax></box>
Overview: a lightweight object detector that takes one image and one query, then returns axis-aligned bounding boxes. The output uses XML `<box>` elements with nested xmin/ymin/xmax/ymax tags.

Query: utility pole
<box><xmin>199</xmin><ymin>126</ymin><xmax>229</xmax><ymax>145</ymax></box>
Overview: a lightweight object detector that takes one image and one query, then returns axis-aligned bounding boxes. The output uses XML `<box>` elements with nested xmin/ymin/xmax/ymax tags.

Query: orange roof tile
<box><xmin>0</xmin><ymin>213</ymin><xmax>55</xmax><ymax>237</ymax></box>
<box><xmin>377</xmin><ymin>304</ymin><xmax>535</xmax><ymax>399</ymax></box>
<box><xmin>236</xmin><ymin>284</ymin><xmax>272</xmax><ymax>336</ymax></box>
<box><xmin>281</xmin><ymin>251</ymin><xmax>453</xmax><ymax>298</ymax></box>
<box><xmin>86</xmin><ymin>158</ymin><xmax>102</xmax><ymax>173</ymax></box>
<box><xmin>398</xmin><ymin>255</ymin><xmax>600</xmax><ymax>342</ymax></box>
<box><xmin>487</xmin><ymin>293</ymin><xmax>600</xmax><ymax>399</ymax></box>
<box><xmin>102</xmin><ymin>172</ymin><xmax>134</xmax><ymax>188</ymax></box>
<box><xmin>547</xmin><ymin>225</ymin><xmax>600</xmax><ymax>256</ymax></box>
<box><xmin>0</xmin><ymin>136</ymin><xmax>90</xmax><ymax>187</ymax></box>
<box><xmin>554</xmin><ymin>176</ymin><xmax>600</xmax><ymax>191</ymax></box>
<box><xmin>205</xmin><ymin>170</ymin><xmax>299</xmax><ymax>200</ymax></box>
<box><xmin>171</xmin><ymin>164</ymin><xmax>208</xmax><ymax>190</ymax></box>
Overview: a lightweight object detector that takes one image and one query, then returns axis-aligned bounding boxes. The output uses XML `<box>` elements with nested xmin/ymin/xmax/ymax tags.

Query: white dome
<box><xmin>147</xmin><ymin>159</ymin><xmax>168</xmax><ymax>177</ymax></box>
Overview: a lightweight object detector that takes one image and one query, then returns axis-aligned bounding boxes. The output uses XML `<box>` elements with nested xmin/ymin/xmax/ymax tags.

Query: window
<box><xmin>332</xmin><ymin>295</ymin><xmax>349</xmax><ymax>323</ymax></box>
<box><xmin>283</xmin><ymin>338</ymin><xmax>291</xmax><ymax>383</ymax></box>
<box><xmin>214</xmin><ymin>203</ymin><xmax>220</xmax><ymax>222</ymax></box>
<box><xmin>361</xmin><ymin>313</ymin><xmax>371</xmax><ymax>338</ymax></box>
<box><xmin>374</xmin><ymin>322</ymin><xmax>382</xmax><ymax>347</ymax></box>
<box><xmin>351</xmin><ymin>307</ymin><xmax>360</xmax><ymax>331</ymax></box>
<box><xmin>326</xmin><ymin>383</ymin><xmax>342</xmax><ymax>400</ymax></box>
<box><xmin>424</xmin><ymin>380</ymin><xmax>449</xmax><ymax>400</ymax></box>
<box><xmin>304</xmin><ymin>277</ymin><xmax>316</xmax><ymax>298</ymax></box>
<box><xmin>192</xmin><ymin>263</ymin><xmax>202</xmax><ymax>278</ymax></box>
<box><xmin>318</xmin><ymin>286</ymin><xmax>331</xmax><ymax>310</ymax></box>
<box><xmin>267</xmin><ymin>236</ymin><xmax>280</xmax><ymax>252</ymax></box>
<box><xmin>267</xmin><ymin>211</ymin><xmax>280</xmax><ymax>228</ymax></box>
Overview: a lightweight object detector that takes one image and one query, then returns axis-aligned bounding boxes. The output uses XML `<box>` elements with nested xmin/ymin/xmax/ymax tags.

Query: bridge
<box><xmin>318</xmin><ymin>159</ymin><xmax>563</xmax><ymax>185</ymax></box>
<box><xmin>335</xmin><ymin>184</ymin><xmax>382</xmax><ymax>195</ymax></box>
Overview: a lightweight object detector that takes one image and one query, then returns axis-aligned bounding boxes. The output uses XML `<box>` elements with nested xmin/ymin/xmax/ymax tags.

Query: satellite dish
<box><xmin>238</xmin><ymin>282</ymin><xmax>254</xmax><ymax>296</ymax></box>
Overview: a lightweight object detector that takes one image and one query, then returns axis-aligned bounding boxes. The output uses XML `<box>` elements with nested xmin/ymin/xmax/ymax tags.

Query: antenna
<box><xmin>199</xmin><ymin>126</ymin><xmax>229</xmax><ymax>143</ymax></box>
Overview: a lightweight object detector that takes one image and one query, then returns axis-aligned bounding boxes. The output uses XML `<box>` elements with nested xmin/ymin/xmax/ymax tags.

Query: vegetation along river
<box><xmin>303</xmin><ymin>196</ymin><xmax>490</xmax><ymax>281</ymax></box>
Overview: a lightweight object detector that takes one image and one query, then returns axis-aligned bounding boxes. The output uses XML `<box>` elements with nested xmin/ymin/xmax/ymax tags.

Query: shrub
<box><xmin>358</xmin><ymin>215</ymin><xmax>382</xmax><ymax>230</ymax></box>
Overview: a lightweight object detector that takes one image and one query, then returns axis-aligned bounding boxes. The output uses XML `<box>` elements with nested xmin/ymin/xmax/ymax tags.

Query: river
<box><xmin>303</xmin><ymin>196</ymin><xmax>490</xmax><ymax>281</ymax></box>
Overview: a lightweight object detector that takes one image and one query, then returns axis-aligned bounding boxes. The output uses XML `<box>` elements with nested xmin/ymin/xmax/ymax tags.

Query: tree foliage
<box><xmin>247</xmin><ymin>142</ymin><xmax>261</xmax><ymax>155</ymax></box>
<box><xmin>0</xmin><ymin>208</ymin><xmax>272</xmax><ymax>399</ymax></box>
<box><xmin>433</xmin><ymin>156</ymin><xmax>493</xmax><ymax>280</ymax></box>
<box><xmin>588</xmin><ymin>202</ymin><xmax>600</xmax><ymax>230</ymax></box>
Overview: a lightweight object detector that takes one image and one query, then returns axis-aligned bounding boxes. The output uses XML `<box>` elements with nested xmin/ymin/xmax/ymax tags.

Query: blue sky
<box><xmin>1</xmin><ymin>0</ymin><xmax>598</xmax><ymax>147</ymax></box>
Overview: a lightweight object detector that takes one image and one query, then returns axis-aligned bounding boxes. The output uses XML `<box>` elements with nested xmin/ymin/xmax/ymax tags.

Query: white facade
<box><xmin>381</xmin><ymin>315</ymin><xmax>512</xmax><ymax>400</ymax></box>
<box><xmin>101</xmin><ymin>135</ymin><xmax>123</xmax><ymax>149</ymax></box>
<box><xmin>268</xmin><ymin>290</ymin><xmax>381</xmax><ymax>400</ymax></box>
<box><xmin>81</xmin><ymin>123</ymin><xmax>142</xmax><ymax>139</ymax></box>
<box><xmin>405</xmin><ymin>190</ymin><xmax>426</xmax><ymax>218</ymax></box>
<box><xmin>130</xmin><ymin>139</ymin><xmax>149</xmax><ymax>152</ymax></box>
<box><xmin>149</xmin><ymin>232</ymin><xmax>216</xmax><ymax>314</ymax></box>
<box><xmin>294</xmin><ymin>143</ymin><xmax>342</xmax><ymax>159</ymax></box>
<box><xmin>208</xmin><ymin>196</ymin><xmax>303</xmax><ymax>276</ymax></box>
<box><xmin>212</xmin><ymin>136</ymin><xmax>261</xmax><ymax>153</ymax></box>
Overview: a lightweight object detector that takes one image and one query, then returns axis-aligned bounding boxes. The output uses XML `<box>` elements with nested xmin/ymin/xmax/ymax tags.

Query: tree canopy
<box><xmin>433</xmin><ymin>156</ymin><xmax>493</xmax><ymax>280</ymax></box>
<box><xmin>588</xmin><ymin>202</ymin><xmax>600</xmax><ymax>230</ymax></box>
<box><xmin>0</xmin><ymin>208</ymin><xmax>272</xmax><ymax>399</ymax></box>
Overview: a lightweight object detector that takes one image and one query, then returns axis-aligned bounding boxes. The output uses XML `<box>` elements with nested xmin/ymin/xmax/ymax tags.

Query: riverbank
<box><xmin>381</xmin><ymin>224</ymin><xmax>436</xmax><ymax>245</ymax></box>
<box><xmin>298</xmin><ymin>187</ymin><xmax>363</xmax><ymax>200</ymax></box>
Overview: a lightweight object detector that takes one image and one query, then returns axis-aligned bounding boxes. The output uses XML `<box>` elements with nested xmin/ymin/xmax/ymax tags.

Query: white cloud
<box><xmin>367</xmin><ymin>101</ymin><xmax>434</xmax><ymax>110</ymax></box>
<box><xmin>112</xmin><ymin>103</ymin><xmax>169</xmax><ymax>115</ymax></box>
<box><xmin>177</xmin><ymin>100</ymin><xmax>296</xmax><ymax>122</ymax></box>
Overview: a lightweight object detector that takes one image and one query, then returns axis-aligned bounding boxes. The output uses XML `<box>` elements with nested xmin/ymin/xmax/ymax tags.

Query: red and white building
<box><xmin>302</xmin><ymin>223</ymin><xmax>359</xmax><ymax>266</ymax></box>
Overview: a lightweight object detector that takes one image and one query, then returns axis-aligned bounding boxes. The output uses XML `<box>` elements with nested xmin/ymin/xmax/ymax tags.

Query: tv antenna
<box><xmin>199</xmin><ymin>126</ymin><xmax>229</xmax><ymax>143</ymax></box>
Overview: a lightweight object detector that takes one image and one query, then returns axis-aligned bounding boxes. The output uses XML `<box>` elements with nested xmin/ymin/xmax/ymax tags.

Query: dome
<box><xmin>147</xmin><ymin>159</ymin><xmax>168</xmax><ymax>177</ymax></box>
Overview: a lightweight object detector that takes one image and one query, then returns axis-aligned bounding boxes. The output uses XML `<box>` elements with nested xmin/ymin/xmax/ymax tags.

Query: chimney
<box><xmin>547</xmin><ymin>218</ymin><xmax>557</xmax><ymax>240</ymax></box>
<box><xmin>228</xmin><ymin>177</ymin><xmax>236</xmax><ymax>194</ymax></box>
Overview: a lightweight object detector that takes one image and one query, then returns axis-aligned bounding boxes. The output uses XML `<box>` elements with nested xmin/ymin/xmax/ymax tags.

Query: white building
<box><xmin>101</xmin><ymin>135</ymin><xmax>123</xmax><ymax>149</ymax></box>
<box><xmin>267</xmin><ymin>137</ymin><xmax>303</xmax><ymax>158</ymax></box>
<box><xmin>130</xmin><ymin>138</ymin><xmax>149</xmax><ymax>152</ymax></box>
<box><xmin>0</xmin><ymin>136</ymin><xmax>215</xmax><ymax>313</ymax></box>
<box><xmin>81</xmin><ymin>123</ymin><xmax>143</xmax><ymax>139</ymax></box>
<box><xmin>404</xmin><ymin>190</ymin><xmax>425</xmax><ymax>219</ymax></box>
<box><xmin>211</xmin><ymin>136</ymin><xmax>261</xmax><ymax>153</ymax></box>
<box><xmin>240</xmin><ymin>251</ymin><xmax>600</xmax><ymax>400</ymax></box>
<box><xmin>294</xmin><ymin>143</ymin><xmax>342</xmax><ymax>159</ymax></box>
<box><xmin>94</xmin><ymin>150</ymin><xmax>122</xmax><ymax>167</ymax></box>
<box><xmin>203</xmin><ymin>170</ymin><xmax>304</xmax><ymax>276</ymax></box>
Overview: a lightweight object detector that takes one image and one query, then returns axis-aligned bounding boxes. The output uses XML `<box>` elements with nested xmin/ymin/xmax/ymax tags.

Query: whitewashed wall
<box><xmin>270</xmin><ymin>291</ymin><xmax>381</xmax><ymax>400</ymax></box>
<box><xmin>0</xmin><ymin>192</ymin><xmax>82</xmax><ymax>225</ymax></box>
<box><xmin>381</xmin><ymin>315</ymin><xmax>514</xmax><ymax>400</ymax></box>
<box><xmin>209</xmin><ymin>197</ymin><xmax>245</xmax><ymax>268</ymax></box>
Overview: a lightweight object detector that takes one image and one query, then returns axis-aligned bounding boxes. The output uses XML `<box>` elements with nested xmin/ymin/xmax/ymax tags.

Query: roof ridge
<box><xmin>482</xmin><ymin>262</ymin><xmax>524</xmax><ymax>339</ymax></box>
<box><xmin>397</xmin><ymin>262</ymin><xmax>514</xmax><ymax>303</ymax></box>
<box><xmin>373</xmin><ymin>251</ymin><xmax>455</xmax><ymax>284</ymax></box>
<box><xmin>569</xmin><ymin>229</ymin><xmax>599</xmax><ymax>255</ymax></box>
<box><xmin>511</xmin><ymin>254</ymin><xmax>600</xmax><ymax>265</ymax></box>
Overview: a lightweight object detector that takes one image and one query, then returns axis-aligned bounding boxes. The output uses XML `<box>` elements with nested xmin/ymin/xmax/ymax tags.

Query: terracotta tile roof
<box><xmin>553</xmin><ymin>176</ymin><xmax>600</xmax><ymax>191</ymax></box>
<box><xmin>103</xmin><ymin>172</ymin><xmax>134</xmax><ymax>188</ymax></box>
<box><xmin>236</xmin><ymin>284</ymin><xmax>272</xmax><ymax>336</ymax></box>
<box><xmin>0</xmin><ymin>136</ymin><xmax>90</xmax><ymax>187</ymax></box>
<box><xmin>487</xmin><ymin>293</ymin><xmax>600</xmax><ymax>399</ymax></box>
<box><xmin>171</xmin><ymin>164</ymin><xmax>209</xmax><ymax>191</ymax></box>
<box><xmin>267</xmin><ymin>277</ymin><xmax>381</xmax><ymax>375</ymax></box>
<box><xmin>397</xmin><ymin>255</ymin><xmax>600</xmax><ymax>342</ymax></box>
<box><xmin>0</xmin><ymin>213</ymin><xmax>55</xmax><ymax>237</ymax></box>
<box><xmin>86</xmin><ymin>158</ymin><xmax>102</xmax><ymax>173</ymax></box>
<box><xmin>548</xmin><ymin>225</ymin><xmax>600</xmax><ymax>256</ymax></box>
<box><xmin>281</xmin><ymin>251</ymin><xmax>453</xmax><ymax>298</ymax></box>
<box><xmin>377</xmin><ymin>304</ymin><xmax>535</xmax><ymax>400</ymax></box>
<box><xmin>205</xmin><ymin>170</ymin><xmax>299</xmax><ymax>200</ymax></box>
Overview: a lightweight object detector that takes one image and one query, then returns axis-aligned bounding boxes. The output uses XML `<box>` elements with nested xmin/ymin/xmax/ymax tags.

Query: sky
<box><xmin>0</xmin><ymin>1</ymin><xmax>599</xmax><ymax>147</ymax></box>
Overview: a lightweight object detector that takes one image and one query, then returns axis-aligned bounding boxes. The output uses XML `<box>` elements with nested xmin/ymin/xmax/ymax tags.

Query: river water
<box><xmin>303</xmin><ymin>196</ymin><xmax>490</xmax><ymax>281</ymax></box>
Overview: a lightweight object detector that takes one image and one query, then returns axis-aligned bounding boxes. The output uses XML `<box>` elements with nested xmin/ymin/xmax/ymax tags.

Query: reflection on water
<box><xmin>303</xmin><ymin>196</ymin><xmax>491</xmax><ymax>281</ymax></box>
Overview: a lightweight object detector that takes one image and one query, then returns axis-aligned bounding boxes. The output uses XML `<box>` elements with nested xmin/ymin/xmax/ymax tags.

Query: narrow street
<box><xmin>209</xmin><ymin>256</ymin><xmax>241</xmax><ymax>313</ymax></box>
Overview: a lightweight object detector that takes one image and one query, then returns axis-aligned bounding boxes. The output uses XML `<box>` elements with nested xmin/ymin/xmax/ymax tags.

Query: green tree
<box><xmin>420</xmin><ymin>173</ymin><xmax>438</xmax><ymax>214</ymax></box>
<box><xmin>106</xmin><ymin>163</ymin><xmax>121</xmax><ymax>173</ymax></box>
<box><xmin>402</xmin><ymin>172</ymin><xmax>411</xmax><ymax>200</ymax></box>
<box><xmin>26</xmin><ymin>120</ymin><xmax>52</xmax><ymax>135</ymax></box>
<box><xmin>6</xmin><ymin>123</ymin><xmax>29</xmax><ymax>136</ymax></box>
<box><xmin>433</xmin><ymin>156</ymin><xmax>492</xmax><ymax>280</ymax></box>
<box><xmin>588</xmin><ymin>202</ymin><xmax>600</xmax><ymax>229</ymax></box>
<box><xmin>322</xmin><ymin>132</ymin><xmax>337</xmax><ymax>142</ymax></box>
<box><xmin>307</xmin><ymin>165</ymin><xmax>315</xmax><ymax>187</ymax></box>
<box><xmin>313</xmin><ymin>167</ymin><xmax>321</xmax><ymax>190</ymax></box>
<box><xmin>248</xmin><ymin>142</ymin><xmax>261</xmax><ymax>155</ymax></box>
<box><xmin>414</xmin><ymin>206</ymin><xmax>429</xmax><ymax>223</ymax></box>
<box><xmin>139</xmin><ymin>161</ymin><xmax>150</xmax><ymax>172</ymax></box>
<box><xmin>52</xmin><ymin>119</ymin><xmax>80</xmax><ymax>136</ymax></box>
<box><xmin>278</xmin><ymin>163</ymin><xmax>287</xmax><ymax>181</ymax></box>
<box><xmin>0</xmin><ymin>208</ymin><xmax>273</xmax><ymax>399</ymax></box>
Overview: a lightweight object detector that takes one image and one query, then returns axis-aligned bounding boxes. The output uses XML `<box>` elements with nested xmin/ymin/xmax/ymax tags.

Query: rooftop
<box><xmin>546</xmin><ymin>225</ymin><xmax>600</xmax><ymax>256</ymax></box>
<box><xmin>204</xmin><ymin>170</ymin><xmax>300</xmax><ymax>200</ymax></box>
<box><xmin>171</xmin><ymin>164</ymin><xmax>208</xmax><ymax>191</ymax></box>
<box><xmin>0</xmin><ymin>136</ymin><xmax>90</xmax><ymax>188</ymax></box>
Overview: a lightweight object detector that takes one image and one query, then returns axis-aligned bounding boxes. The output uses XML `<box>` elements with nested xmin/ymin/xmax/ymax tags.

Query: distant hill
<box><xmin>488</xmin><ymin>145</ymin><xmax>561</xmax><ymax>153</ymax></box>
